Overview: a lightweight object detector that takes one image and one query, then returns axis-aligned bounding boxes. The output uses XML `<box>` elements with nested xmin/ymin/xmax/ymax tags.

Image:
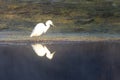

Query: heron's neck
<box><xmin>44</xmin><ymin>23</ymin><xmax>50</xmax><ymax>33</ymax></box>
<box><xmin>45</xmin><ymin>23</ymin><xmax>50</xmax><ymax>28</ymax></box>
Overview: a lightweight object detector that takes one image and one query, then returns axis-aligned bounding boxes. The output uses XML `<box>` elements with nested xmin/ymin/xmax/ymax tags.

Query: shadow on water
<box><xmin>0</xmin><ymin>41</ymin><xmax>120</xmax><ymax>80</ymax></box>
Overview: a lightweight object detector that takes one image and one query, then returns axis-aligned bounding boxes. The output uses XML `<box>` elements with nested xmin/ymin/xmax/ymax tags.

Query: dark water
<box><xmin>0</xmin><ymin>41</ymin><xmax>120</xmax><ymax>80</ymax></box>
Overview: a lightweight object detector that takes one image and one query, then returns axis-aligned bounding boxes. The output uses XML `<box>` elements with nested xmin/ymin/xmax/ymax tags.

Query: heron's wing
<box><xmin>30</xmin><ymin>23</ymin><xmax>45</xmax><ymax>37</ymax></box>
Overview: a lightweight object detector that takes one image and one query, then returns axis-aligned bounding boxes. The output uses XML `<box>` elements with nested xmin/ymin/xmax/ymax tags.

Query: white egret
<box><xmin>30</xmin><ymin>20</ymin><xmax>54</xmax><ymax>37</ymax></box>
<box><xmin>31</xmin><ymin>43</ymin><xmax>55</xmax><ymax>60</ymax></box>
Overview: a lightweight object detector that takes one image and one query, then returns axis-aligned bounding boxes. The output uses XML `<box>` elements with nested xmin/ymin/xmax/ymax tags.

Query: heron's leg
<box><xmin>32</xmin><ymin>36</ymin><xmax>37</xmax><ymax>43</ymax></box>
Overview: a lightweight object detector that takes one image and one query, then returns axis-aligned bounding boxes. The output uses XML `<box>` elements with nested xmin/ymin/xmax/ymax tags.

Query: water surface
<box><xmin>0</xmin><ymin>41</ymin><xmax>120</xmax><ymax>80</ymax></box>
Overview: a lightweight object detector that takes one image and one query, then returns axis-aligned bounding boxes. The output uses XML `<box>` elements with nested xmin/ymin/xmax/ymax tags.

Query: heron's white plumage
<box><xmin>31</xmin><ymin>44</ymin><xmax>46</xmax><ymax>56</ymax></box>
<box><xmin>31</xmin><ymin>44</ymin><xmax>55</xmax><ymax>59</ymax></box>
<box><xmin>30</xmin><ymin>20</ymin><xmax>54</xmax><ymax>37</ymax></box>
<box><xmin>43</xmin><ymin>46</ymin><xmax>55</xmax><ymax>59</ymax></box>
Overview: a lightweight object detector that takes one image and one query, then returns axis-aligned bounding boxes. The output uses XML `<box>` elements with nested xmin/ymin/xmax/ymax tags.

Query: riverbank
<box><xmin>0</xmin><ymin>31</ymin><xmax>120</xmax><ymax>43</ymax></box>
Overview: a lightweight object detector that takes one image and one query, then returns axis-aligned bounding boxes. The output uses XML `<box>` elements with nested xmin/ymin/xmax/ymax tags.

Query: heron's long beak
<box><xmin>52</xmin><ymin>24</ymin><xmax>56</xmax><ymax>27</ymax></box>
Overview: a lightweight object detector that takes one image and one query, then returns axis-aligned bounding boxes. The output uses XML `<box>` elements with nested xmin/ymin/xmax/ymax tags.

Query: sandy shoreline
<box><xmin>0</xmin><ymin>31</ymin><xmax>120</xmax><ymax>44</ymax></box>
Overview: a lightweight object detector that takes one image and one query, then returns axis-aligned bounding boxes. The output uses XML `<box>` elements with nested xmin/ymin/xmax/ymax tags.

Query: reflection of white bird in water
<box><xmin>30</xmin><ymin>20</ymin><xmax>54</xmax><ymax>37</ymax></box>
<box><xmin>31</xmin><ymin>44</ymin><xmax>55</xmax><ymax>60</ymax></box>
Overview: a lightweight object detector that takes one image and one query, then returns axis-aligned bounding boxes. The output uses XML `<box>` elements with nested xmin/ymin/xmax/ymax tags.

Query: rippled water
<box><xmin>0</xmin><ymin>41</ymin><xmax>120</xmax><ymax>80</ymax></box>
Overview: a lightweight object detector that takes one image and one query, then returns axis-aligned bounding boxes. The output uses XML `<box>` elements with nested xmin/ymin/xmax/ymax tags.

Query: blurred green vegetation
<box><xmin>0</xmin><ymin>0</ymin><xmax>120</xmax><ymax>33</ymax></box>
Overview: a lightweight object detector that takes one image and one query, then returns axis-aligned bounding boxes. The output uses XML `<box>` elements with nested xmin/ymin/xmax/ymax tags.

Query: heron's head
<box><xmin>46</xmin><ymin>20</ymin><xmax>55</xmax><ymax>27</ymax></box>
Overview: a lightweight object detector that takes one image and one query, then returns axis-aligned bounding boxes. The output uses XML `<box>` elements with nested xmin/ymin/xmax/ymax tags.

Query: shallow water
<box><xmin>0</xmin><ymin>41</ymin><xmax>120</xmax><ymax>80</ymax></box>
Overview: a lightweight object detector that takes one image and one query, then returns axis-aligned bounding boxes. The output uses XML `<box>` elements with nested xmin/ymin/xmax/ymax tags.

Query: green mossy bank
<box><xmin>0</xmin><ymin>0</ymin><xmax>120</xmax><ymax>33</ymax></box>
